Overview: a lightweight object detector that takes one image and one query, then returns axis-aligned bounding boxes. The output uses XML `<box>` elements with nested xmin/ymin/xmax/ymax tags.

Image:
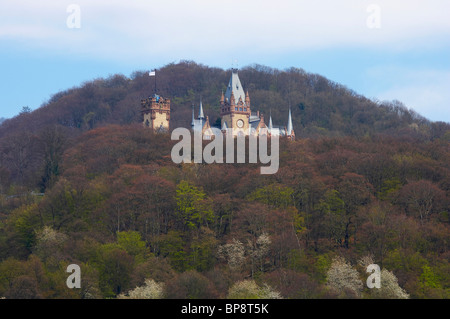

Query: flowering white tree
<box><xmin>117</xmin><ymin>278</ymin><xmax>164</xmax><ymax>299</ymax></box>
<box><xmin>33</xmin><ymin>226</ymin><xmax>68</xmax><ymax>262</ymax></box>
<box><xmin>375</xmin><ymin>269</ymin><xmax>409</xmax><ymax>299</ymax></box>
<box><xmin>218</xmin><ymin>233</ymin><xmax>271</xmax><ymax>275</ymax></box>
<box><xmin>326</xmin><ymin>256</ymin><xmax>363</xmax><ymax>298</ymax></box>
<box><xmin>248</xmin><ymin>233</ymin><xmax>271</xmax><ymax>275</ymax></box>
<box><xmin>227</xmin><ymin>280</ymin><xmax>282</xmax><ymax>299</ymax></box>
<box><xmin>217</xmin><ymin>238</ymin><xmax>246</xmax><ymax>270</ymax></box>
<box><xmin>358</xmin><ymin>255</ymin><xmax>409</xmax><ymax>299</ymax></box>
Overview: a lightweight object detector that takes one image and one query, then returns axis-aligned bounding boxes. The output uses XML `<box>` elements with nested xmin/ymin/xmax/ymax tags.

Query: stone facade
<box><xmin>141</xmin><ymin>94</ymin><xmax>170</xmax><ymax>132</ymax></box>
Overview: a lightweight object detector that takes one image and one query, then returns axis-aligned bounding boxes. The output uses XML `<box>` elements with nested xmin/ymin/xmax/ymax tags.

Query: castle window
<box><xmin>239</xmin><ymin>107</ymin><xmax>243</xmax><ymax>111</ymax></box>
<box><xmin>244</xmin><ymin>108</ymin><xmax>247</xmax><ymax>111</ymax></box>
<box><xmin>235</xmin><ymin>107</ymin><xmax>238</xmax><ymax>111</ymax></box>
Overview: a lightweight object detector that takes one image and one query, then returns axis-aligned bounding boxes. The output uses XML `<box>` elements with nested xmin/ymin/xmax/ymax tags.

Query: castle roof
<box><xmin>224</xmin><ymin>69</ymin><xmax>246</xmax><ymax>105</ymax></box>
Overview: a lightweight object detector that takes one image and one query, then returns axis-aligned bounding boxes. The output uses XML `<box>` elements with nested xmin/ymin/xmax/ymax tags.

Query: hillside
<box><xmin>1</xmin><ymin>61</ymin><xmax>449</xmax><ymax>191</ymax></box>
<box><xmin>1</xmin><ymin>61</ymin><xmax>449</xmax><ymax>139</ymax></box>
<box><xmin>0</xmin><ymin>61</ymin><xmax>449</xmax><ymax>299</ymax></box>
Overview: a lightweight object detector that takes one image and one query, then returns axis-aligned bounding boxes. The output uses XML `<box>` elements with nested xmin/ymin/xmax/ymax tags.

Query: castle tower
<box><xmin>141</xmin><ymin>94</ymin><xmax>170</xmax><ymax>132</ymax></box>
<box><xmin>191</xmin><ymin>99</ymin><xmax>214</xmax><ymax>139</ymax></box>
<box><xmin>220</xmin><ymin>69</ymin><xmax>251</xmax><ymax>135</ymax></box>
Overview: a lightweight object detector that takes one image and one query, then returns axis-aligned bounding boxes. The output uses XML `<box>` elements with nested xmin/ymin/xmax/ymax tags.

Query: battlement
<box><xmin>141</xmin><ymin>94</ymin><xmax>170</xmax><ymax>111</ymax></box>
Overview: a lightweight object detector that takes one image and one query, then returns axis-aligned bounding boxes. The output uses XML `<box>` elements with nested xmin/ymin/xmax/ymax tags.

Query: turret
<box><xmin>220</xmin><ymin>91</ymin><xmax>225</xmax><ymax>106</ymax></box>
<box><xmin>268</xmin><ymin>111</ymin><xmax>273</xmax><ymax>132</ymax></box>
<box><xmin>286</xmin><ymin>107</ymin><xmax>295</xmax><ymax>140</ymax></box>
<box><xmin>198</xmin><ymin>99</ymin><xmax>205</xmax><ymax>119</ymax></box>
<box><xmin>245</xmin><ymin>90</ymin><xmax>250</xmax><ymax>108</ymax></box>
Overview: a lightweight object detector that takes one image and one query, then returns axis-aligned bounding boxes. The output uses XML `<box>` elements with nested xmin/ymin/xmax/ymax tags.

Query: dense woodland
<box><xmin>0</xmin><ymin>61</ymin><xmax>449</xmax><ymax>299</ymax></box>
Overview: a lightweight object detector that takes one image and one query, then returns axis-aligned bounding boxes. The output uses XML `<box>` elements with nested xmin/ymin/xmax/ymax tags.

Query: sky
<box><xmin>0</xmin><ymin>0</ymin><xmax>449</xmax><ymax>122</ymax></box>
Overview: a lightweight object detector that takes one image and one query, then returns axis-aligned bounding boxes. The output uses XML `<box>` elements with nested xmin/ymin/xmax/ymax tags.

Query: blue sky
<box><xmin>1</xmin><ymin>0</ymin><xmax>449</xmax><ymax>122</ymax></box>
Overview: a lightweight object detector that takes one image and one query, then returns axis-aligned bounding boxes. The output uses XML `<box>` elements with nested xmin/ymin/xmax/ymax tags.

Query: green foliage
<box><xmin>384</xmin><ymin>249</ymin><xmax>428</xmax><ymax>275</ymax></box>
<box><xmin>293</xmin><ymin>212</ymin><xmax>307</xmax><ymax>235</ymax></box>
<box><xmin>317</xmin><ymin>190</ymin><xmax>347</xmax><ymax>245</ymax></box>
<box><xmin>416</xmin><ymin>265</ymin><xmax>450</xmax><ymax>298</ymax></box>
<box><xmin>116</xmin><ymin>231</ymin><xmax>150</xmax><ymax>263</ymax></box>
<box><xmin>315</xmin><ymin>254</ymin><xmax>332</xmax><ymax>283</ymax></box>
<box><xmin>10</xmin><ymin>204</ymin><xmax>41</xmax><ymax>256</ymax></box>
<box><xmin>0</xmin><ymin>258</ymin><xmax>31</xmax><ymax>297</ymax></box>
<box><xmin>159</xmin><ymin>231</ymin><xmax>189</xmax><ymax>272</ymax></box>
<box><xmin>175</xmin><ymin>180</ymin><xmax>214</xmax><ymax>230</ymax></box>
<box><xmin>286</xmin><ymin>249</ymin><xmax>311</xmax><ymax>273</ymax></box>
<box><xmin>247</xmin><ymin>184</ymin><xmax>294</xmax><ymax>208</ymax></box>
<box><xmin>158</xmin><ymin>228</ymin><xmax>217</xmax><ymax>273</ymax></box>
<box><xmin>419</xmin><ymin>265</ymin><xmax>441</xmax><ymax>289</ymax></box>
<box><xmin>319</xmin><ymin>189</ymin><xmax>345</xmax><ymax>215</ymax></box>
<box><xmin>378</xmin><ymin>178</ymin><xmax>402</xmax><ymax>201</ymax></box>
<box><xmin>96</xmin><ymin>245</ymin><xmax>134</xmax><ymax>297</ymax></box>
<box><xmin>189</xmin><ymin>227</ymin><xmax>217</xmax><ymax>272</ymax></box>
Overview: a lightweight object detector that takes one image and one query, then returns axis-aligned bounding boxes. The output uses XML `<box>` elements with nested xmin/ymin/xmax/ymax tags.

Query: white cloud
<box><xmin>1</xmin><ymin>0</ymin><xmax>450</xmax><ymax>61</ymax></box>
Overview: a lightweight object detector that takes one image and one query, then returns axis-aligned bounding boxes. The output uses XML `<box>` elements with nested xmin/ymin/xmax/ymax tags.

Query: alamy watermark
<box><xmin>66</xmin><ymin>4</ymin><xmax>81</xmax><ymax>29</ymax></box>
<box><xmin>366</xmin><ymin>4</ymin><xmax>381</xmax><ymax>29</ymax></box>
<box><xmin>66</xmin><ymin>264</ymin><xmax>81</xmax><ymax>289</ymax></box>
<box><xmin>171</xmin><ymin>127</ymin><xmax>280</xmax><ymax>175</ymax></box>
<box><xmin>366</xmin><ymin>264</ymin><xmax>381</xmax><ymax>289</ymax></box>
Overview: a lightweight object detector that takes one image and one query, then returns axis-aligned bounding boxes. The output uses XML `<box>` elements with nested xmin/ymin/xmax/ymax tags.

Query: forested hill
<box><xmin>1</xmin><ymin>61</ymin><xmax>449</xmax><ymax>140</ymax></box>
<box><xmin>1</xmin><ymin>60</ymin><xmax>450</xmax><ymax>191</ymax></box>
<box><xmin>0</xmin><ymin>61</ymin><xmax>449</xmax><ymax>299</ymax></box>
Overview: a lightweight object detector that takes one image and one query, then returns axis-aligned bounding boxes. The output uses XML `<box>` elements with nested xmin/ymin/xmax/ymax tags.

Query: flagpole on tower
<box><xmin>149</xmin><ymin>70</ymin><xmax>156</xmax><ymax>95</ymax></box>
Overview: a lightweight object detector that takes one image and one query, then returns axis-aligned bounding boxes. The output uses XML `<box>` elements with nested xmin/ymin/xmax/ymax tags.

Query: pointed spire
<box><xmin>220</xmin><ymin>90</ymin><xmax>225</xmax><ymax>104</ymax></box>
<box><xmin>198</xmin><ymin>99</ymin><xmax>205</xmax><ymax>119</ymax></box>
<box><xmin>287</xmin><ymin>107</ymin><xmax>293</xmax><ymax>136</ymax></box>
<box><xmin>245</xmin><ymin>90</ymin><xmax>250</xmax><ymax>107</ymax></box>
<box><xmin>269</xmin><ymin>110</ymin><xmax>273</xmax><ymax>131</ymax></box>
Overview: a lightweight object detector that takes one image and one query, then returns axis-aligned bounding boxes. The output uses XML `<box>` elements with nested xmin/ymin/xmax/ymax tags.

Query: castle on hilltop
<box><xmin>142</xmin><ymin>68</ymin><xmax>295</xmax><ymax>140</ymax></box>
